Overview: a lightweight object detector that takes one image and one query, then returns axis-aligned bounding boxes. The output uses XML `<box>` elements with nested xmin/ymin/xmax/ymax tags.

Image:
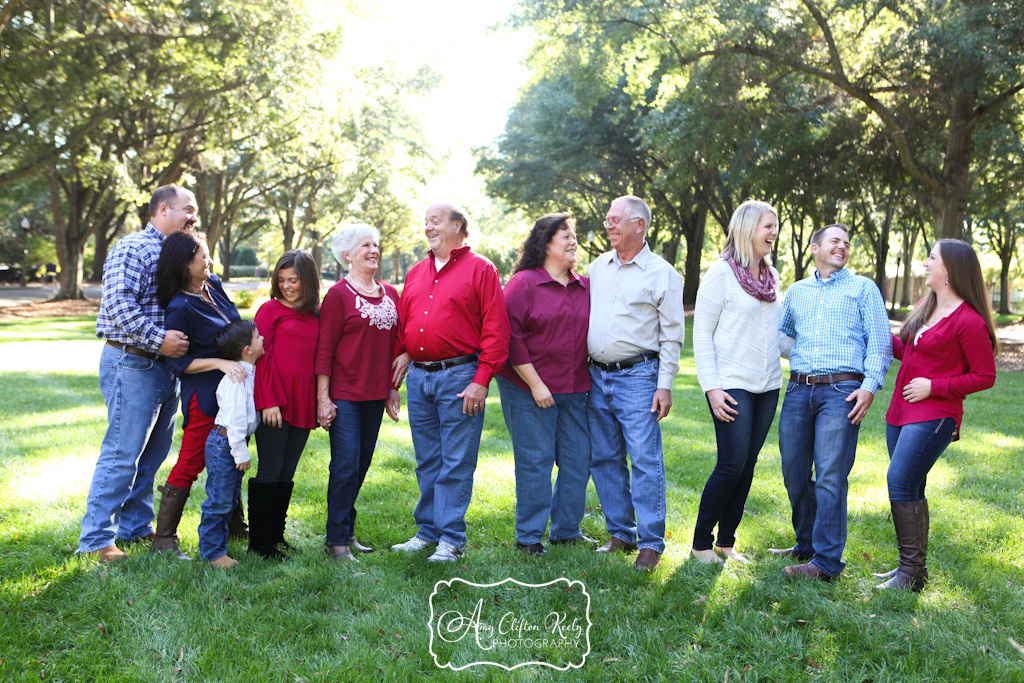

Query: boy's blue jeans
<box><xmin>198</xmin><ymin>430</ymin><xmax>245</xmax><ymax>561</ymax></box>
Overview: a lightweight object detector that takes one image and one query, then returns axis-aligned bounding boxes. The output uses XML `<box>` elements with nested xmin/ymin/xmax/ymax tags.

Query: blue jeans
<box><xmin>406</xmin><ymin>363</ymin><xmax>484</xmax><ymax>548</ymax></box>
<box><xmin>326</xmin><ymin>399</ymin><xmax>385</xmax><ymax>546</ymax></box>
<box><xmin>198</xmin><ymin>431</ymin><xmax>245</xmax><ymax>561</ymax></box>
<box><xmin>587</xmin><ymin>359</ymin><xmax>666</xmax><ymax>554</ymax></box>
<box><xmin>496</xmin><ymin>377</ymin><xmax>591</xmax><ymax>544</ymax></box>
<box><xmin>693</xmin><ymin>389</ymin><xmax>779</xmax><ymax>550</ymax></box>
<box><xmin>778</xmin><ymin>380</ymin><xmax>862</xmax><ymax>577</ymax></box>
<box><xmin>885</xmin><ymin>418</ymin><xmax>956</xmax><ymax>502</ymax></box>
<box><xmin>78</xmin><ymin>344</ymin><xmax>180</xmax><ymax>553</ymax></box>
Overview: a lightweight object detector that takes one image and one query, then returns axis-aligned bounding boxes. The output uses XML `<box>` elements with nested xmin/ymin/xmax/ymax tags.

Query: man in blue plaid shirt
<box><xmin>77</xmin><ymin>185</ymin><xmax>197</xmax><ymax>562</ymax></box>
<box><xmin>769</xmin><ymin>224</ymin><xmax>892</xmax><ymax>582</ymax></box>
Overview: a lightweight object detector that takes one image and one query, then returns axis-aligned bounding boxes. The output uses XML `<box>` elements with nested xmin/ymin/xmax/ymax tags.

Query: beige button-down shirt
<box><xmin>587</xmin><ymin>242</ymin><xmax>685</xmax><ymax>390</ymax></box>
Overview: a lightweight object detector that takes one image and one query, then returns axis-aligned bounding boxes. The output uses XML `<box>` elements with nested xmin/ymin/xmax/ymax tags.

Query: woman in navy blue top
<box><xmin>150</xmin><ymin>230</ymin><xmax>244</xmax><ymax>558</ymax></box>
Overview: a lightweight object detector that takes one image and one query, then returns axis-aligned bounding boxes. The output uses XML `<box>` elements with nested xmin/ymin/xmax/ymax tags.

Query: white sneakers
<box><xmin>427</xmin><ymin>541</ymin><xmax>464</xmax><ymax>563</ymax></box>
<box><xmin>388</xmin><ymin>535</ymin><xmax>463</xmax><ymax>562</ymax></box>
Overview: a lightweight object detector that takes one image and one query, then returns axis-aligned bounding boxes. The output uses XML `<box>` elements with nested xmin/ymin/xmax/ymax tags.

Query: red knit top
<box><xmin>254</xmin><ymin>299</ymin><xmax>319</xmax><ymax>430</ymax></box>
<box><xmin>886</xmin><ymin>301</ymin><xmax>996</xmax><ymax>438</ymax></box>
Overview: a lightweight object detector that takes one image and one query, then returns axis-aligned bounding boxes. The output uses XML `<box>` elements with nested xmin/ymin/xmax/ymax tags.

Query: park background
<box><xmin>2</xmin><ymin>0</ymin><xmax>1023</xmax><ymax>681</ymax></box>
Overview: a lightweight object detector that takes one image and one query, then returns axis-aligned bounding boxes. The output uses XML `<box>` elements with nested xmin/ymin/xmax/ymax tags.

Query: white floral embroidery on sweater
<box><xmin>355</xmin><ymin>292</ymin><xmax>398</xmax><ymax>330</ymax></box>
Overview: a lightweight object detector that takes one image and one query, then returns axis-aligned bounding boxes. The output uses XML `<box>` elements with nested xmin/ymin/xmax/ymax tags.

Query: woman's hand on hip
<box><xmin>902</xmin><ymin>377</ymin><xmax>932</xmax><ymax>403</ymax></box>
<box><xmin>707</xmin><ymin>388</ymin><xmax>738</xmax><ymax>422</ymax></box>
<box><xmin>261</xmin><ymin>406</ymin><xmax>282</xmax><ymax>428</ymax></box>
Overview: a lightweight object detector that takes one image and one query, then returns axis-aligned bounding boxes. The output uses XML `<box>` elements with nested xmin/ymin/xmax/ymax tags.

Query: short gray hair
<box><xmin>614</xmin><ymin>195</ymin><xmax>652</xmax><ymax>232</ymax></box>
<box><xmin>331</xmin><ymin>223</ymin><xmax>380</xmax><ymax>265</ymax></box>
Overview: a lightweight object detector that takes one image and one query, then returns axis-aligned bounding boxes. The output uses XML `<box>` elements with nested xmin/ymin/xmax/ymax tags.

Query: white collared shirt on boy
<box><xmin>214</xmin><ymin>361</ymin><xmax>259</xmax><ymax>464</ymax></box>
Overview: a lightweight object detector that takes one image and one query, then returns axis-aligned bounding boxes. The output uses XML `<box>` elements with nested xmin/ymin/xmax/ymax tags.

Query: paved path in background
<box><xmin>0</xmin><ymin>281</ymin><xmax>260</xmax><ymax>307</ymax></box>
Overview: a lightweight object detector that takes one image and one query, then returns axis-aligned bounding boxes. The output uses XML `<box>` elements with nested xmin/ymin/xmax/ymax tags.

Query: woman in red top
<box><xmin>875</xmin><ymin>239</ymin><xmax>997</xmax><ymax>592</ymax></box>
<box><xmin>249</xmin><ymin>250</ymin><xmax>321</xmax><ymax>559</ymax></box>
<box><xmin>315</xmin><ymin>224</ymin><xmax>401</xmax><ymax>561</ymax></box>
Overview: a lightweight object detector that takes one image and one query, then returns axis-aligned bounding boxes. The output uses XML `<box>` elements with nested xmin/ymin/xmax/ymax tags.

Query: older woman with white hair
<box><xmin>690</xmin><ymin>200</ymin><xmax>783</xmax><ymax>564</ymax></box>
<box><xmin>315</xmin><ymin>224</ymin><xmax>402</xmax><ymax>561</ymax></box>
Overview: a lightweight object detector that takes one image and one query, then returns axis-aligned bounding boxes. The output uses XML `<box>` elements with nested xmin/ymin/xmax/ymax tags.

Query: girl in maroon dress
<box><xmin>249</xmin><ymin>251</ymin><xmax>321</xmax><ymax>559</ymax></box>
<box><xmin>874</xmin><ymin>239</ymin><xmax>997</xmax><ymax>591</ymax></box>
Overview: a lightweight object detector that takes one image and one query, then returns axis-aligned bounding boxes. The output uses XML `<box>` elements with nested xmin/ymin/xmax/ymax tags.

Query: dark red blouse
<box><xmin>398</xmin><ymin>246</ymin><xmax>510</xmax><ymax>386</ymax></box>
<box><xmin>315</xmin><ymin>279</ymin><xmax>401</xmax><ymax>402</ymax></box>
<box><xmin>499</xmin><ymin>267</ymin><xmax>591</xmax><ymax>394</ymax></box>
<box><xmin>254</xmin><ymin>299</ymin><xmax>319</xmax><ymax>430</ymax></box>
<box><xmin>886</xmin><ymin>301</ymin><xmax>996</xmax><ymax>437</ymax></box>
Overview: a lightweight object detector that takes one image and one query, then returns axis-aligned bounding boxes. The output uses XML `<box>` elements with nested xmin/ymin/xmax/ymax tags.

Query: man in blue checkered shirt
<box><xmin>77</xmin><ymin>185</ymin><xmax>197</xmax><ymax>563</ymax></box>
<box><xmin>769</xmin><ymin>224</ymin><xmax>892</xmax><ymax>582</ymax></box>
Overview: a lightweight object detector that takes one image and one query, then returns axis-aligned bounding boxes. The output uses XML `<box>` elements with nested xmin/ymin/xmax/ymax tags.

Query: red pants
<box><xmin>167</xmin><ymin>394</ymin><xmax>215</xmax><ymax>488</ymax></box>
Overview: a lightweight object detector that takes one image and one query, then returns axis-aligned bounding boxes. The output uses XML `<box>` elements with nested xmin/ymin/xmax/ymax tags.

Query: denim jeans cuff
<box><xmin>638</xmin><ymin>543</ymin><xmax>665</xmax><ymax>554</ymax></box>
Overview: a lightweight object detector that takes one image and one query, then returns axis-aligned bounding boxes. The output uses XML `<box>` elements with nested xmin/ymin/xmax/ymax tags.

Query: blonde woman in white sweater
<box><xmin>690</xmin><ymin>200</ymin><xmax>783</xmax><ymax>564</ymax></box>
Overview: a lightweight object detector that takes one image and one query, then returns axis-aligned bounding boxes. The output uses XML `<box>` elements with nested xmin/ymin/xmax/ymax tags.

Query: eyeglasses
<box><xmin>603</xmin><ymin>216</ymin><xmax>639</xmax><ymax>228</ymax></box>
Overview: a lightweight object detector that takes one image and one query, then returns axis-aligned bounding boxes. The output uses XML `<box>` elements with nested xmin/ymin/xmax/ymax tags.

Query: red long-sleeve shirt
<box><xmin>399</xmin><ymin>246</ymin><xmax>510</xmax><ymax>386</ymax></box>
<box><xmin>315</xmin><ymin>280</ymin><xmax>401</xmax><ymax>402</ymax></box>
<box><xmin>886</xmin><ymin>301</ymin><xmax>996</xmax><ymax>437</ymax></box>
<box><xmin>254</xmin><ymin>299</ymin><xmax>319</xmax><ymax>430</ymax></box>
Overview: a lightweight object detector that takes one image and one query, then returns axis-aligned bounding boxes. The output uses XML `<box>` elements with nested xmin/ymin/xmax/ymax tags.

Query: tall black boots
<box><xmin>247</xmin><ymin>481</ymin><xmax>296</xmax><ymax>560</ymax></box>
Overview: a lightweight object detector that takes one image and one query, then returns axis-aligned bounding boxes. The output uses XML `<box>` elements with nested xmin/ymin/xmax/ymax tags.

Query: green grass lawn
<box><xmin>1</xmin><ymin>317</ymin><xmax>1022</xmax><ymax>682</ymax></box>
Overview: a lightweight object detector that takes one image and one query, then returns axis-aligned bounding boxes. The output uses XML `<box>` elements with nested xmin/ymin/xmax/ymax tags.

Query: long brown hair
<box><xmin>899</xmin><ymin>239</ymin><xmax>998</xmax><ymax>352</ymax></box>
<box><xmin>269</xmin><ymin>250</ymin><xmax>320</xmax><ymax>313</ymax></box>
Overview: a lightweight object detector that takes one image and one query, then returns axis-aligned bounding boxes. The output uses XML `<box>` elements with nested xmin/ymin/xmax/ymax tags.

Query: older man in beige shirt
<box><xmin>587</xmin><ymin>195</ymin><xmax>685</xmax><ymax>571</ymax></box>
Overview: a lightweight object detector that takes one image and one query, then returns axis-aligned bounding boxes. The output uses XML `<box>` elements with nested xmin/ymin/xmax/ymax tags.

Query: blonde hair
<box><xmin>723</xmin><ymin>200</ymin><xmax>777</xmax><ymax>268</ymax></box>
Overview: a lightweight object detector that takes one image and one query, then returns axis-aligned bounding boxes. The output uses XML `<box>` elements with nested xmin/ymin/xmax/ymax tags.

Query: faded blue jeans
<box><xmin>78</xmin><ymin>344</ymin><xmax>179</xmax><ymax>553</ymax></box>
<box><xmin>587</xmin><ymin>359</ymin><xmax>666</xmax><ymax>554</ymax></box>
<box><xmin>496</xmin><ymin>377</ymin><xmax>591</xmax><ymax>545</ymax></box>
<box><xmin>885</xmin><ymin>418</ymin><xmax>956</xmax><ymax>502</ymax></box>
<box><xmin>406</xmin><ymin>363</ymin><xmax>484</xmax><ymax>549</ymax></box>
<box><xmin>778</xmin><ymin>379</ymin><xmax>862</xmax><ymax>577</ymax></box>
<box><xmin>198</xmin><ymin>430</ymin><xmax>245</xmax><ymax>561</ymax></box>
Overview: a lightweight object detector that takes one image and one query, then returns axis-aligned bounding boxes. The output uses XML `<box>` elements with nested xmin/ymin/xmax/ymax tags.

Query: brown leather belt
<box><xmin>790</xmin><ymin>372</ymin><xmax>864</xmax><ymax>385</ymax></box>
<box><xmin>215</xmin><ymin>426</ymin><xmax>228</xmax><ymax>437</ymax></box>
<box><xmin>105</xmin><ymin>339</ymin><xmax>158</xmax><ymax>361</ymax></box>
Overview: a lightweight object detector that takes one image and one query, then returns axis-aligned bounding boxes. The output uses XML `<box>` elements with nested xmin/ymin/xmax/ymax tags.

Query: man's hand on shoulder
<box><xmin>845</xmin><ymin>388</ymin><xmax>874</xmax><ymax>425</ymax></box>
<box><xmin>651</xmin><ymin>388</ymin><xmax>673</xmax><ymax>422</ymax></box>
<box><xmin>159</xmin><ymin>330</ymin><xmax>189</xmax><ymax>358</ymax></box>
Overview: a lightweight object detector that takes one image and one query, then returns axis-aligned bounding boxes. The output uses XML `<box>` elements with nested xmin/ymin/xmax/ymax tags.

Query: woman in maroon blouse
<box><xmin>496</xmin><ymin>212</ymin><xmax>592</xmax><ymax>556</ymax></box>
<box><xmin>315</xmin><ymin>224</ymin><xmax>401</xmax><ymax>561</ymax></box>
<box><xmin>249</xmin><ymin>250</ymin><xmax>321</xmax><ymax>559</ymax></box>
<box><xmin>874</xmin><ymin>239</ymin><xmax>997</xmax><ymax>591</ymax></box>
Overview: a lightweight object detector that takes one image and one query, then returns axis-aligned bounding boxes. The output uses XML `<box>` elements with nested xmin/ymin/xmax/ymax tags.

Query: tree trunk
<box><xmin>48</xmin><ymin>166</ymin><xmax>86</xmax><ymax>300</ymax></box>
<box><xmin>900</xmin><ymin>224</ymin><xmax>918</xmax><ymax>307</ymax></box>
<box><xmin>392</xmin><ymin>249</ymin><xmax>402</xmax><ymax>283</ymax></box>
<box><xmin>999</xmin><ymin>254</ymin><xmax>1012</xmax><ymax>316</ymax></box>
<box><xmin>681</xmin><ymin>210</ymin><xmax>706</xmax><ymax>307</ymax></box>
<box><xmin>932</xmin><ymin>86</ymin><xmax>976</xmax><ymax>242</ymax></box>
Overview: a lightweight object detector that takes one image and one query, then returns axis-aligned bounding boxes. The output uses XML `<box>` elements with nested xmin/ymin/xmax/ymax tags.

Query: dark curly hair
<box><xmin>512</xmin><ymin>213</ymin><xmax>576</xmax><ymax>274</ymax></box>
<box><xmin>156</xmin><ymin>230</ymin><xmax>206</xmax><ymax>308</ymax></box>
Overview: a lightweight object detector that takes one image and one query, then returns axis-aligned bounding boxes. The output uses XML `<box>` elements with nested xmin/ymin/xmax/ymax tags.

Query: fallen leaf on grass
<box><xmin>602</xmin><ymin>658</ymin><xmax>620</xmax><ymax>663</ymax></box>
<box><xmin>861</xmin><ymin>553</ymin><xmax>872</xmax><ymax>561</ymax></box>
<box><xmin>97</xmin><ymin>623</ymin><xmax>106</xmax><ymax>634</ymax></box>
<box><xmin>913</xmin><ymin>618</ymin><xmax>919</xmax><ymax>630</ymax></box>
<box><xmin>1009</xmin><ymin>638</ymin><xmax>1024</xmax><ymax>657</ymax></box>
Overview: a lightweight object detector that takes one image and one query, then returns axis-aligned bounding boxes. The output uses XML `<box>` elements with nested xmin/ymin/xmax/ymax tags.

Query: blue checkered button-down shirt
<box><xmin>780</xmin><ymin>268</ymin><xmax>893</xmax><ymax>394</ymax></box>
<box><xmin>95</xmin><ymin>223</ymin><xmax>167</xmax><ymax>353</ymax></box>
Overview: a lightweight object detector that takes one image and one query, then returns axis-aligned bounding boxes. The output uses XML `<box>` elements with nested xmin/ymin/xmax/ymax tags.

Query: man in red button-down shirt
<box><xmin>389</xmin><ymin>202</ymin><xmax>510</xmax><ymax>562</ymax></box>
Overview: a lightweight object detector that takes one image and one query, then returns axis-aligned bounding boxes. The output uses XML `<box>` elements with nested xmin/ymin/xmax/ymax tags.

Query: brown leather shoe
<box><xmin>324</xmin><ymin>545</ymin><xmax>358</xmax><ymax>561</ymax></box>
<box><xmin>768</xmin><ymin>546</ymin><xmax>813</xmax><ymax>561</ymax></box>
<box><xmin>349</xmin><ymin>537</ymin><xmax>374</xmax><ymax>554</ymax></box>
<box><xmin>87</xmin><ymin>545</ymin><xmax>128</xmax><ymax>563</ymax></box>
<box><xmin>550</xmin><ymin>535</ymin><xmax>597</xmax><ymax>546</ymax></box>
<box><xmin>782</xmin><ymin>563</ymin><xmax>832</xmax><ymax>582</ymax></box>
<box><xmin>594</xmin><ymin>537</ymin><xmax>638</xmax><ymax>554</ymax></box>
<box><xmin>634</xmin><ymin>548</ymin><xmax>661</xmax><ymax>571</ymax></box>
<box><xmin>516</xmin><ymin>542</ymin><xmax>547</xmax><ymax>556</ymax></box>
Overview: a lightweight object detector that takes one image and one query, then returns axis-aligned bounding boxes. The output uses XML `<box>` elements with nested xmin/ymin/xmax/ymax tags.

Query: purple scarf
<box><xmin>722</xmin><ymin>247</ymin><xmax>776</xmax><ymax>302</ymax></box>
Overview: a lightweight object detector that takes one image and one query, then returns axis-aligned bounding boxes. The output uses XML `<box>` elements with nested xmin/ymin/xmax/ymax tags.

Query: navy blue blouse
<box><xmin>164</xmin><ymin>275</ymin><xmax>241</xmax><ymax>426</ymax></box>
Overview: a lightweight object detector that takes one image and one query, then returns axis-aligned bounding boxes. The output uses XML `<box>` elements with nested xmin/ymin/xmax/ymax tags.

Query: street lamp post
<box><xmin>20</xmin><ymin>217</ymin><xmax>30</xmax><ymax>287</ymax></box>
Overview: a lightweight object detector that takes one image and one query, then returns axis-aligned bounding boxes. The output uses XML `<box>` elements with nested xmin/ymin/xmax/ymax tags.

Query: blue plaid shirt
<box><xmin>95</xmin><ymin>223</ymin><xmax>167</xmax><ymax>353</ymax></box>
<box><xmin>780</xmin><ymin>268</ymin><xmax>892</xmax><ymax>394</ymax></box>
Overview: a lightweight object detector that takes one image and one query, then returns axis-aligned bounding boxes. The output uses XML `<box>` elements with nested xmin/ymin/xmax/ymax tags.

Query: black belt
<box><xmin>412</xmin><ymin>353</ymin><xmax>479</xmax><ymax>372</ymax></box>
<box><xmin>790</xmin><ymin>372</ymin><xmax>864</xmax><ymax>385</ymax></box>
<box><xmin>106</xmin><ymin>340</ymin><xmax>159</xmax><ymax>361</ymax></box>
<box><xmin>589</xmin><ymin>350</ymin><xmax>658</xmax><ymax>372</ymax></box>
